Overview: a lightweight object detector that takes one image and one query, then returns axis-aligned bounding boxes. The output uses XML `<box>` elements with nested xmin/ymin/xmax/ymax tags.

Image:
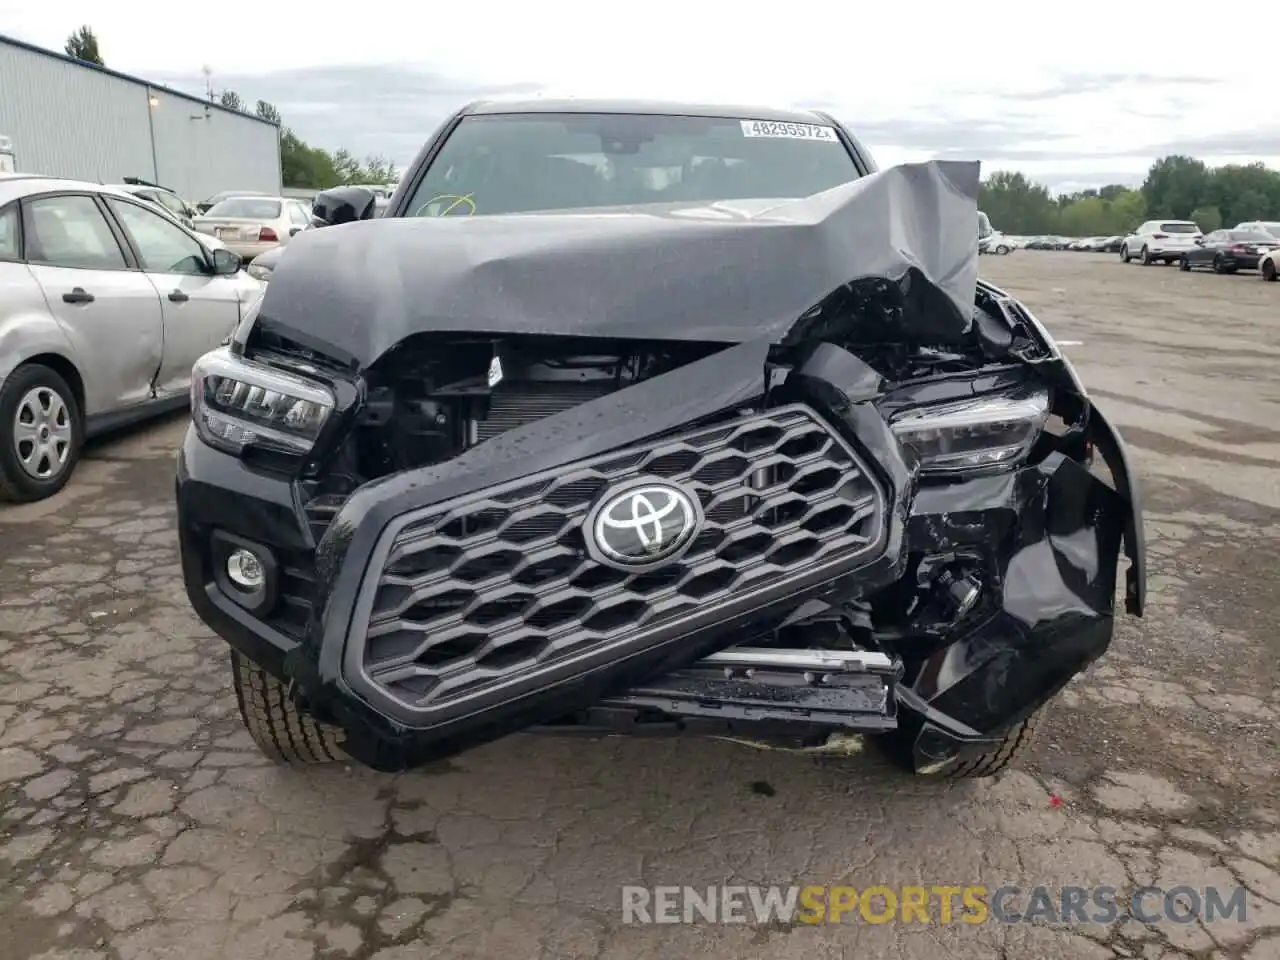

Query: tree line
<box><xmin>63</xmin><ymin>26</ymin><xmax>397</xmax><ymax>190</ymax></box>
<box><xmin>980</xmin><ymin>157</ymin><xmax>1280</xmax><ymax>238</ymax></box>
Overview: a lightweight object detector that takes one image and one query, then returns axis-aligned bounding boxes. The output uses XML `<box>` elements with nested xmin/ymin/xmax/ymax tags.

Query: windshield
<box><xmin>1228</xmin><ymin>231</ymin><xmax>1274</xmax><ymax>243</ymax></box>
<box><xmin>1259</xmin><ymin>222</ymin><xmax>1280</xmax><ymax>237</ymax></box>
<box><xmin>206</xmin><ymin>198</ymin><xmax>282</xmax><ymax>219</ymax></box>
<box><xmin>1160</xmin><ymin>222</ymin><xmax>1200</xmax><ymax>234</ymax></box>
<box><xmin>404</xmin><ymin>113</ymin><xmax>860</xmax><ymax>217</ymax></box>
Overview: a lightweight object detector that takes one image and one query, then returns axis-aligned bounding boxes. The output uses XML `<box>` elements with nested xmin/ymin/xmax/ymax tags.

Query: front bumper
<box><xmin>177</xmin><ymin>344</ymin><xmax>1143</xmax><ymax>773</ymax></box>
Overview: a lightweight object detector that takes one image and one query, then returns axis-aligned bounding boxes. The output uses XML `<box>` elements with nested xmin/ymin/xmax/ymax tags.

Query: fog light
<box><xmin>227</xmin><ymin>549</ymin><xmax>265</xmax><ymax>590</ymax></box>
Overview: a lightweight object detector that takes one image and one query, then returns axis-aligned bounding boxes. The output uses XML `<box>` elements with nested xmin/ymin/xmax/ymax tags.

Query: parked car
<box><xmin>196</xmin><ymin>190</ymin><xmax>271</xmax><ymax>214</ymax></box>
<box><xmin>191</xmin><ymin>196</ymin><xmax>313</xmax><ymax>261</ymax></box>
<box><xmin>1259</xmin><ymin>245</ymin><xmax>1280</xmax><ymax>281</ymax></box>
<box><xmin>111</xmin><ymin>177</ymin><xmax>200</xmax><ymax>228</ymax></box>
<box><xmin>175</xmin><ymin>99</ymin><xmax>1145</xmax><ymax>785</ymax></box>
<box><xmin>1120</xmin><ymin>220</ymin><xmax>1201</xmax><ymax>264</ymax></box>
<box><xmin>977</xmin><ymin>212</ymin><xmax>1013</xmax><ymax>254</ymax></box>
<box><xmin>1179</xmin><ymin>229</ymin><xmax>1278</xmax><ymax>274</ymax></box>
<box><xmin>1233</xmin><ymin>220</ymin><xmax>1280</xmax><ymax>240</ymax></box>
<box><xmin>0</xmin><ymin>174</ymin><xmax>265</xmax><ymax>502</ymax></box>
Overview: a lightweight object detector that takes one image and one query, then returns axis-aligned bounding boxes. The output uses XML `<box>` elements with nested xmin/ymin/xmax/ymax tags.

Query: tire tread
<box><xmin>945</xmin><ymin>711</ymin><xmax>1042</xmax><ymax>779</ymax></box>
<box><xmin>231</xmin><ymin>652</ymin><xmax>344</xmax><ymax>764</ymax></box>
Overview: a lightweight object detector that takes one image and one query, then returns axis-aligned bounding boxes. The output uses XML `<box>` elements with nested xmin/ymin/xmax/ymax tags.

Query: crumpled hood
<box><xmin>253</xmin><ymin>159</ymin><xmax>982</xmax><ymax>368</ymax></box>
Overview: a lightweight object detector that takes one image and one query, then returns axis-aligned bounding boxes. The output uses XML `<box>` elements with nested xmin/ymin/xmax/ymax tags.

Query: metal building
<box><xmin>0</xmin><ymin>33</ymin><xmax>281</xmax><ymax>203</ymax></box>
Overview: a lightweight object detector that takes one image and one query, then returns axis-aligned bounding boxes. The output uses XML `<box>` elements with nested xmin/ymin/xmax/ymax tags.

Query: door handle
<box><xmin>62</xmin><ymin>287</ymin><xmax>94</xmax><ymax>304</ymax></box>
<box><xmin>168</xmin><ymin>290</ymin><xmax>190</xmax><ymax>303</ymax></box>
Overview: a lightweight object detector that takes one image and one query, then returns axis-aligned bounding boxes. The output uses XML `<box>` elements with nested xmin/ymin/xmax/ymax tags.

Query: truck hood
<box><xmin>251</xmin><ymin>159</ymin><xmax>983</xmax><ymax>368</ymax></box>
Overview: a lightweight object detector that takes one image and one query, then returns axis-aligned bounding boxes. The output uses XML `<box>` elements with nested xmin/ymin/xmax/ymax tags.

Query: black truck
<box><xmin>175</xmin><ymin>99</ymin><xmax>1145</xmax><ymax>779</ymax></box>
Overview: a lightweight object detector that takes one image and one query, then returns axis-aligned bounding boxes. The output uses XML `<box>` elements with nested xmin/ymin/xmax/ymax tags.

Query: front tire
<box><xmin>876</xmin><ymin>708</ymin><xmax>1044</xmax><ymax>779</ymax></box>
<box><xmin>0</xmin><ymin>363</ymin><xmax>83</xmax><ymax>503</ymax></box>
<box><xmin>1141</xmin><ymin>246</ymin><xmax>1153</xmax><ymax>265</ymax></box>
<box><xmin>1263</xmin><ymin>259</ymin><xmax>1277</xmax><ymax>281</ymax></box>
<box><xmin>945</xmin><ymin>714</ymin><xmax>1043</xmax><ymax>778</ymax></box>
<box><xmin>1121</xmin><ymin>246</ymin><xmax>1131</xmax><ymax>263</ymax></box>
<box><xmin>1180</xmin><ymin>256</ymin><xmax>1191</xmax><ymax>271</ymax></box>
<box><xmin>232</xmin><ymin>651</ymin><xmax>345</xmax><ymax>764</ymax></box>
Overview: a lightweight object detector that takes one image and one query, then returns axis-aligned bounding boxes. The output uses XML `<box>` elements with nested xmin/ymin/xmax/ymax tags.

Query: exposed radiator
<box><xmin>474</xmin><ymin>382</ymin><xmax>615</xmax><ymax>443</ymax></box>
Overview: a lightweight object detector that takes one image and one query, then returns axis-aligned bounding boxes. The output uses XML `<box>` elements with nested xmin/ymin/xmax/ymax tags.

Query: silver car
<box><xmin>0</xmin><ymin>174</ymin><xmax>265</xmax><ymax>502</ymax></box>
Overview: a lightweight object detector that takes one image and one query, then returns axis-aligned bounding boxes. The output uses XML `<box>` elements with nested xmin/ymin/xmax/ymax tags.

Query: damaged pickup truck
<box><xmin>175</xmin><ymin>100</ymin><xmax>1146</xmax><ymax>779</ymax></box>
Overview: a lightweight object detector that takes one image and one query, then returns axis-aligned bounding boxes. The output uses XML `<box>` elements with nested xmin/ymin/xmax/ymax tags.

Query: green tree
<box><xmin>978</xmin><ymin>171</ymin><xmax>1058</xmax><ymax>234</ymax></box>
<box><xmin>1189</xmin><ymin>206</ymin><xmax>1222</xmax><ymax>232</ymax></box>
<box><xmin>218</xmin><ymin>90</ymin><xmax>244</xmax><ymax>112</ymax></box>
<box><xmin>976</xmin><ymin>157</ymin><xmax>1279</xmax><ymax>239</ymax></box>
<box><xmin>1141</xmin><ymin>156</ymin><xmax>1209</xmax><ymax>220</ymax></box>
<box><xmin>1201</xmin><ymin>163</ymin><xmax>1280</xmax><ymax>226</ymax></box>
<box><xmin>255</xmin><ymin>100</ymin><xmax>281</xmax><ymax>124</ymax></box>
<box><xmin>64</xmin><ymin>26</ymin><xmax>103</xmax><ymax>66</ymax></box>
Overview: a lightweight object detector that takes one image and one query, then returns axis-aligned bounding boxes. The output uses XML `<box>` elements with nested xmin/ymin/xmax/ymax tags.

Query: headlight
<box><xmin>889</xmin><ymin>387</ymin><xmax>1049</xmax><ymax>477</ymax></box>
<box><xmin>247</xmin><ymin>262</ymin><xmax>272</xmax><ymax>281</ymax></box>
<box><xmin>191</xmin><ymin>347</ymin><xmax>334</xmax><ymax>456</ymax></box>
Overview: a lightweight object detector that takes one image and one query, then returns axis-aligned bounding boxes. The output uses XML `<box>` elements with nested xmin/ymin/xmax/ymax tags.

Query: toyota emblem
<box><xmin>584</xmin><ymin>481</ymin><xmax>704</xmax><ymax>572</ymax></box>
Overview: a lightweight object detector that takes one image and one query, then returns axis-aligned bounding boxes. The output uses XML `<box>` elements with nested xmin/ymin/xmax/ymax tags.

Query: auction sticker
<box><xmin>740</xmin><ymin>120</ymin><xmax>837</xmax><ymax>141</ymax></box>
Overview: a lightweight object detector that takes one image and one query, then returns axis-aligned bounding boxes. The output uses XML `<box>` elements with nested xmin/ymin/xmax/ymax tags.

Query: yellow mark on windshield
<box><xmin>417</xmin><ymin>194</ymin><xmax>477</xmax><ymax>217</ymax></box>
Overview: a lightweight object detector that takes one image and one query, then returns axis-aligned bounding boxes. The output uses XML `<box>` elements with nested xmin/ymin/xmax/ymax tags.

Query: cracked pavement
<box><xmin>1</xmin><ymin>251</ymin><xmax>1277</xmax><ymax>959</ymax></box>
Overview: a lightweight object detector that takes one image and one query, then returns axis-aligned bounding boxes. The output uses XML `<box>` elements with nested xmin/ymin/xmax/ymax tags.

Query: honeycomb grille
<box><xmin>358</xmin><ymin>404</ymin><xmax>883</xmax><ymax>708</ymax></box>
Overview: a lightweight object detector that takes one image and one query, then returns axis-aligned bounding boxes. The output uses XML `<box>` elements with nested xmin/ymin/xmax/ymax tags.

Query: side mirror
<box><xmin>311</xmin><ymin>185</ymin><xmax>377</xmax><ymax>226</ymax></box>
<box><xmin>1193</xmin><ymin>238</ymin><xmax>1205</xmax><ymax>246</ymax></box>
<box><xmin>289</xmin><ymin>226</ymin><xmax>303</xmax><ymax>237</ymax></box>
<box><xmin>211</xmin><ymin>247</ymin><xmax>242</xmax><ymax>275</ymax></box>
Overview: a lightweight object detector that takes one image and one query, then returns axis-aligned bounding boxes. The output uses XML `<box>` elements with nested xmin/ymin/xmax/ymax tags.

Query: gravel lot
<box><xmin>1</xmin><ymin>251</ymin><xmax>1277</xmax><ymax>960</ymax></box>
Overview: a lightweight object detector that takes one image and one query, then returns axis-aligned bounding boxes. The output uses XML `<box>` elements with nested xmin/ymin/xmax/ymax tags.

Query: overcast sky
<box><xmin>4</xmin><ymin>1</ymin><xmax>1277</xmax><ymax>192</ymax></box>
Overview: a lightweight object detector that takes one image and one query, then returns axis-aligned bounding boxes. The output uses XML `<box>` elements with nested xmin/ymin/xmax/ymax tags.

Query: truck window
<box><xmin>404</xmin><ymin>113</ymin><xmax>862</xmax><ymax>217</ymax></box>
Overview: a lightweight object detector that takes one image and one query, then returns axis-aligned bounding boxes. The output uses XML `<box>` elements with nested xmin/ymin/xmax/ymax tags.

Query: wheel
<box><xmin>1180</xmin><ymin>256</ymin><xmax>1191</xmax><ymax>271</ymax></box>
<box><xmin>1141</xmin><ymin>246</ymin><xmax>1153</xmax><ymax>265</ymax></box>
<box><xmin>1120</xmin><ymin>246</ymin><xmax>1131</xmax><ymax>262</ymax></box>
<box><xmin>995</xmin><ymin>245</ymin><xmax>1010</xmax><ymax>255</ymax></box>
<box><xmin>1213</xmin><ymin>255</ymin><xmax>1226</xmax><ymax>274</ymax></box>
<box><xmin>0</xmin><ymin>363</ymin><xmax>83</xmax><ymax>503</ymax></box>
<box><xmin>875</xmin><ymin>706</ymin><xmax>1044</xmax><ymax>779</ymax></box>
<box><xmin>1263</xmin><ymin>259</ymin><xmax>1277</xmax><ymax>281</ymax></box>
<box><xmin>231</xmin><ymin>651</ymin><xmax>346</xmax><ymax>764</ymax></box>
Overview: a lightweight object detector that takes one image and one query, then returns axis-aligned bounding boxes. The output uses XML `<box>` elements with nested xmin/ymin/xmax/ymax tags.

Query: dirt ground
<box><xmin>0</xmin><ymin>251</ymin><xmax>1277</xmax><ymax>960</ymax></box>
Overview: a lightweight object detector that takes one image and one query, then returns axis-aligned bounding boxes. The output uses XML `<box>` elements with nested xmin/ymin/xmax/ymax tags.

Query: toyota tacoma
<box><xmin>175</xmin><ymin>100</ymin><xmax>1145</xmax><ymax>778</ymax></box>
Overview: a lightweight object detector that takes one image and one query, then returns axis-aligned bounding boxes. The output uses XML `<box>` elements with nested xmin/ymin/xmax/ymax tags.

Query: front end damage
<box><xmin>175</xmin><ymin>160</ymin><xmax>1145</xmax><ymax>775</ymax></box>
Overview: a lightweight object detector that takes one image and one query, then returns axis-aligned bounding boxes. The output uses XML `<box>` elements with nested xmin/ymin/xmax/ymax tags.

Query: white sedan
<box><xmin>192</xmin><ymin>195</ymin><xmax>314</xmax><ymax>261</ymax></box>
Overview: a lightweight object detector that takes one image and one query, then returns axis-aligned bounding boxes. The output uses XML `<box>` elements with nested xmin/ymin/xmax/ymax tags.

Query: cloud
<box><xmin>1138</xmin><ymin>129</ymin><xmax>1280</xmax><ymax>158</ymax></box>
<box><xmin>1026</xmin><ymin>172</ymin><xmax>1145</xmax><ymax>192</ymax></box>
<box><xmin>826</xmin><ymin>114</ymin><xmax>1064</xmax><ymax>157</ymax></box>
<box><xmin>997</xmin><ymin>72</ymin><xmax>1221</xmax><ymax>102</ymax></box>
<box><xmin>149</xmin><ymin>63</ymin><xmax>547</xmax><ymax>168</ymax></box>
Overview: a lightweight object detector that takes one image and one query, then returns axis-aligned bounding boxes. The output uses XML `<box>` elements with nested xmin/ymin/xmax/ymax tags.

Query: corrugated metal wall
<box><xmin>0</xmin><ymin>36</ymin><xmax>282</xmax><ymax>202</ymax></box>
<box><xmin>0</xmin><ymin>39</ymin><xmax>155</xmax><ymax>182</ymax></box>
<box><xmin>148</xmin><ymin>89</ymin><xmax>281</xmax><ymax>201</ymax></box>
